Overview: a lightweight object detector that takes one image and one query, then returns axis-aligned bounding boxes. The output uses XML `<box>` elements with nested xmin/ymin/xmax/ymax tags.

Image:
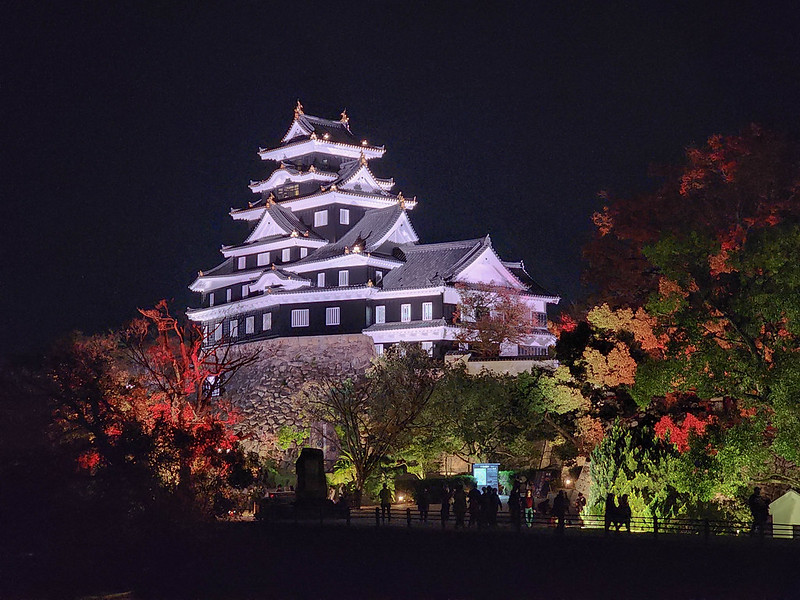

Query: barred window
<box><xmin>291</xmin><ymin>309</ymin><xmax>309</xmax><ymax>327</ymax></box>
<box><xmin>326</xmin><ymin>307</ymin><xmax>341</xmax><ymax>326</ymax></box>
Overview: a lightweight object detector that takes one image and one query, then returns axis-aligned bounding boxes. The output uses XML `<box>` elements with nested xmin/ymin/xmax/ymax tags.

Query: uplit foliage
<box><xmin>304</xmin><ymin>343</ymin><xmax>440</xmax><ymax>504</ymax></box>
<box><xmin>580</xmin><ymin>126</ymin><xmax>800</xmax><ymax>514</ymax></box>
<box><xmin>46</xmin><ymin>301</ymin><xmax>259</xmax><ymax>520</ymax></box>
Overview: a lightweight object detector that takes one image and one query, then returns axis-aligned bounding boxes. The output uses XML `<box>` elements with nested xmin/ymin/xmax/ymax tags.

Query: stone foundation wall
<box><xmin>224</xmin><ymin>334</ymin><xmax>375</xmax><ymax>459</ymax></box>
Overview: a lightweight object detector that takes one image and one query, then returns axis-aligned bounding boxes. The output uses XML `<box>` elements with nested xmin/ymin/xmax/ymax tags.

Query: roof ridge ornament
<box><xmin>360</xmin><ymin>151</ymin><xmax>368</xmax><ymax>166</ymax></box>
<box><xmin>266</xmin><ymin>193</ymin><xmax>275</xmax><ymax>207</ymax></box>
<box><xmin>294</xmin><ymin>100</ymin><xmax>304</xmax><ymax>118</ymax></box>
<box><xmin>397</xmin><ymin>191</ymin><xmax>406</xmax><ymax>209</ymax></box>
<box><xmin>340</xmin><ymin>109</ymin><xmax>349</xmax><ymax>124</ymax></box>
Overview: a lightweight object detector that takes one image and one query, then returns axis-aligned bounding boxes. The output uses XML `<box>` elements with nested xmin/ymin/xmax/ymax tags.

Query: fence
<box><xmin>258</xmin><ymin>503</ymin><xmax>793</xmax><ymax>541</ymax></box>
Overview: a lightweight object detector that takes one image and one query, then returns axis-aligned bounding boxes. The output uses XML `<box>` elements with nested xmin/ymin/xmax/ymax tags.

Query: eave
<box><xmin>258</xmin><ymin>139</ymin><xmax>385</xmax><ymax>162</ymax></box>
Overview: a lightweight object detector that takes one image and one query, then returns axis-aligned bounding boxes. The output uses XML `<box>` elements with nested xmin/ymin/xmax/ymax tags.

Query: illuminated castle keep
<box><xmin>188</xmin><ymin>103</ymin><xmax>558</xmax><ymax>357</ymax></box>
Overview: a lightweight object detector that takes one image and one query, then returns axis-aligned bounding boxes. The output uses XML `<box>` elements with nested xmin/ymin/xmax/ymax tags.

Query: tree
<box><xmin>453</xmin><ymin>283</ymin><xmax>535</xmax><ymax>357</ymax></box>
<box><xmin>304</xmin><ymin>344</ymin><xmax>440</xmax><ymax>504</ymax></box>
<box><xmin>580</xmin><ymin>126</ymin><xmax>800</xmax><ymax>506</ymax></box>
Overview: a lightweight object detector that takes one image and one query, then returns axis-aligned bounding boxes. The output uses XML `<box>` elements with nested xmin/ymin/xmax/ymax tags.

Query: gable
<box><xmin>339</xmin><ymin>163</ymin><xmax>384</xmax><ymax>194</ymax></box>
<box><xmin>453</xmin><ymin>245</ymin><xmax>526</xmax><ymax>290</ymax></box>
<box><xmin>246</xmin><ymin>211</ymin><xmax>291</xmax><ymax>243</ymax></box>
<box><xmin>281</xmin><ymin>119</ymin><xmax>312</xmax><ymax>143</ymax></box>
<box><xmin>378</xmin><ymin>211</ymin><xmax>419</xmax><ymax>247</ymax></box>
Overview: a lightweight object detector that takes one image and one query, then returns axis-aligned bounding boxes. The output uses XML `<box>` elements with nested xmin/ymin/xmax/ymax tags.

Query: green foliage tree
<box><xmin>304</xmin><ymin>344</ymin><xmax>440</xmax><ymax>505</ymax></box>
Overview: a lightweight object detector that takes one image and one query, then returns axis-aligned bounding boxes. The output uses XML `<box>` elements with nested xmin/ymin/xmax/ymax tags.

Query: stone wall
<box><xmin>224</xmin><ymin>334</ymin><xmax>375</xmax><ymax>459</ymax></box>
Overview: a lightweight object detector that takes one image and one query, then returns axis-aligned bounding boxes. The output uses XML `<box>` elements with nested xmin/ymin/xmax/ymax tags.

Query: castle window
<box><xmin>338</xmin><ymin>270</ymin><xmax>349</xmax><ymax>287</ymax></box>
<box><xmin>422</xmin><ymin>302</ymin><xmax>433</xmax><ymax>321</ymax></box>
<box><xmin>421</xmin><ymin>341</ymin><xmax>433</xmax><ymax>356</ymax></box>
<box><xmin>229</xmin><ymin>319</ymin><xmax>239</xmax><ymax>338</ymax></box>
<box><xmin>245</xmin><ymin>316</ymin><xmax>255</xmax><ymax>334</ymax></box>
<box><xmin>291</xmin><ymin>309</ymin><xmax>309</xmax><ymax>328</ymax></box>
<box><xmin>317</xmin><ymin>272</ymin><xmax>325</xmax><ymax>287</ymax></box>
<box><xmin>300</xmin><ymin>247</ymin><xmax>308</xmax><ymax>258</ymax></box>
<box><xmin>326</xmin><ymin>307</ymin><xmax>341</xmax><ymax>326</ymax></box>
<box><xmin>213</xmin><ymin>323</ymin><xmax>222</xmax><ymax>341</ymax></box>
<box><xmin>241</xmin><ymin>285</ymin><xmax>249</xmax><ymax>298</ymax></box>
<box><xmin>401</xmin><ymin>304</ymin><xmax>411</xmax><ymax>323</ymax></box>
<box><xmin>263</xmin><ymin>312</ymin><xmax>272</xmax><ymax>331</ymax></box>
<box><xmin>340</xmin><ymin>208</ymin><xmax>350</xmax><ymax>225</ymax></box>
<box><xmin>282</xmin><ymin>248</ymin><xmax>291</xmax><ymax>262</ymax></box>
<box><xmin>276</xmin><ymin>183</ymin><xmax>299</xmax><ymax>200</ymax></box>
<box><xmin>226</xmin><ymin>289</ymin><xmax>232</xmax><ymax>303</ymax></box>
<box><xmin>375</xmin><ymin>270</ymin><xmax>383</xmax><ymax>283</ymax></box>
<box><xmin>375</xmin><ymin>305</ymin><xmax>385</xmax><ymax>324</ymax></box>
<box><xmin>375</xmin><ymin>343</ymin><xmax>384</xmax><ymax>356</ymax></box>
<box><xmin>237</xmin><ymin>256</ymin><xmax>246</xmax><ymax>270</ymax></box>
<box><xmin>257</xmin><ymin>252</ymin><xmax>270</xmax><ymax>266</ymax></box>
<box><xmin>314</xmin><ymin>210</ymin><xmax>328</xmax><ymax>227</ymax></box>
<box><xmin>208</xmin><ymin>293</ymin><xmax>215</xmax><ymax>307</ymax></box>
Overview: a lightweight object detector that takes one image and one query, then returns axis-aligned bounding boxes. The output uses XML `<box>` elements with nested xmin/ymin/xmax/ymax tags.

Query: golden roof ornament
<box><xmin>367</xmin><ymin>279</ymin><xmax>374</xmax><ymax>287</ymax></box>
<box><xmin>330</xmin><ymin>183</ymin><xmax>338</xmax><ymax>191</ymax></box>
<box><xmin>397</xmin><ymin>191</ymin><xmax>406</xmax><ymax>209</ymax></box>
<box><xmin>344</xmin><ymin>246</ymin><xmax>350</xmax><ymax>254</ymax></box>
<box><xmin>294</xmin><ymin>100</ymin><xmax>304</xmax><ymax>118</ymax></box>
<box><xmin>308</xmin><ymin>164</ymin><xmax>316</xmax><ymax>172</ymax></box>
<box><xmin>198</xmin><ymin>270</ymin><xmax>204</xmax><ymax>277</ymax></box>
<box><xmin>310</xmin><ymin>132</ymin><xmax>317</xmax><ymax>140</ymax></box>
<box><xmin>360</xmin><ymin>151</ymin><xmax>368</xmax><ymax>166</ymax></box>
<box><xmin>271</xmin><ymin>263</ymin><xmax>276</xmax><ymax>270</ymax></box>
<box><xmin>340</xmin><ymin>109</ymin><xmax>349</xmax><ymax>124</ymax></box>
<box><xmin>290</xmin><ymin>230</ymin><xmax>299</xmax><ymax>238</ymax></box>
<box><xmin>266</xmin><ymin>193</ymin><xmax>275</xmax><ymax>207</ymax></box>
<box><xmin>303</xmin><ymin>230</ymin><xmax>309</xmax><ymax>237</ymax></box>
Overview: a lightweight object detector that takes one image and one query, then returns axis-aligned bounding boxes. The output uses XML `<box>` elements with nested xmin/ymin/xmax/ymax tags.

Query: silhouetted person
<box><xmin>379</xmin><ymin>483</ymin><xmax>392</xmax><ymax>521</ymax></box>
<box><xmin>574</xmin><ymin>491</ymin><xmax>587</xmax><ymax>514</ymax></box>
<box><xmin>468</xmin><ymin>484</ymin><xmax>481</xmax><ymax>527</ymax></box>
<box><xmin>487</xmin><ymin>487</ymin><xmax>502</xmax><ymax>527</ymax></box>
<box><xmin>537</xmin><ymin>497</ymin><xmax>551</xmax><ymax>518</ymax></box>
<box><xmin>749</xmin><ymin>487</ymin><xmax>769</xmax><ymax>536</ymax></box>
<box><xmin>417</xmin><ymin>486</ymin><xmax>430</xmax><ymax>523</ymax></box>
<box><xmin>509</xmin><ymin>480</ymin><xmax>522</xmax><ymax>529</ymax></box>
<box><xmin>523</xmin><ymin>489</ymin><xmax>535</xmax><ymax>528</ymax></box>
<box><xmin>552</xmin><ymin>490</ymin><xmax>568</xmax><ymax>534</ymax></box>
<box><xmin>453</xmin><ymin>485</ymin><xmax>467</xmax><ymax>528</ymax></box>
<box><xmin>540</xmin><ymin>474</ymin><xmax>551</xmax><ymax>498</ymax></box>
<box><xmin>616</xmin><ymin>494</ymin><xmax>631</xmax><ymax>532</ymax></box>
<box><xmin>440</xmin><ymin>485</ymin><xmax>451</xmax><ymax>528</ymax></box>
<box><xmin>604</xmin><ymin>493</ymin><xmax>618</xmax><ymax>533</ymax></box>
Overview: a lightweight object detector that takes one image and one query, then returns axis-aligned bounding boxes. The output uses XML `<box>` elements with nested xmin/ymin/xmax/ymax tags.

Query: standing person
<box><xmin>604</xmin><ymin>493</ymin><xmax>617</xmax><ymax>533</ymax></box>
<box><xmin>417</xmin><ymin>486</ymin><xmax>430</xmax><ymax>523</ymax></box>
<box><xmin>552</xmin><ymin>490</ymin><xmax>568</xmax><ymax>534</ymax></box>
<box><xmin>440</xmin><ymin>485</ymin><xmax>452</xmax><ymax>528</ymax></box>
<box><xmin>468</xmin><ymin>484</ymin><xmax>481</xmax><ymax>528</ymax></box>
<box><xmin>540</xmin><ymin>474</ymin><xmax>551</xmax><ymax>498</ymax></box>
<box><xmin>523</xmin><ymin>489</ymin><xmax>535</xmax><ymax>528</ymax></box>
<box><xmin>453</xmin><ymin>485</ymin><xmax>467</xmax><ymax>528</ymax></box>
<box><xmin>748</xmin><ymin>487</ymin><xmax>769</xmax><ymax>536</ymax></box>
<box><xmin>379</xmin><ymin>483</ymin><xmax>393</xmax><ymax>522</ymax></box>
<box><xmin>574</xmin><ymin>492</ymin><xmax>587</xmax><ymax>514</ymax></box>
<box><xmin>487</xmin><ymin>487</ymin><xmax>502</xmax><ymax>527</ymax></box>
<box><xmin>508</xmin><ymin>480</ymin><xmax>522</xmax><ymax>530</ymax></box>
<box><xmin>616</xmin><ymin>494</ymin><xmax>632</xmax><ymax>533</ymax></box>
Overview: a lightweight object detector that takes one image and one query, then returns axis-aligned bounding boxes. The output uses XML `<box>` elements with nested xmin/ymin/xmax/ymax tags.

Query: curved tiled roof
<box><xmin>381</xmin><ymin>238</ymin><xmax>489</xmax><ymax>290</ymax></box>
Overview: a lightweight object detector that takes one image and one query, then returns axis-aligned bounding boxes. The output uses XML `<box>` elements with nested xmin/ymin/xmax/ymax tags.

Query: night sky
<box><xmin>4</xmin><ymin>2</ymin><xmax>800</xmax><ymax>358</ymax></box>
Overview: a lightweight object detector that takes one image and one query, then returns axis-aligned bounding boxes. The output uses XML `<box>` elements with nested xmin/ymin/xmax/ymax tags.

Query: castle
<box><xmin>187</xmin><ymin>103</ymin><xmax>558</xmax><ymax>358</ymax></box>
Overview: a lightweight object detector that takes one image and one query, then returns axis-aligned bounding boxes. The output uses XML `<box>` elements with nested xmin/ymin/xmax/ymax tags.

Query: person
<box><xmin>453</xmin><ymin>485</ymin><xmax>467</xmax><ymax>528</ymax></box>
<box><xmin>523</xmin><ymin>489</ymin><xmax>535</xmax><ymax>528</ymax></box>
<box><xmin>604</xmin><ymin>493</ymin><xmax>618</xmax><ymax>533</ymax></box>
<box><xmin>537</xmin><ymin>497</ymin><xmax>550</xmax><ymax>517</ymax></box>
<box><xmin>540</xmin><ymin>474</ymin><xmax>551</xmax><ymax>498</ymax></box>
<box><xmin>487</xmin><ymin>487</ymin><xmax>502</xmax><ymax>527</ymax></box>
<box><xmin>508</xmin><ymin>480</ymin><xmax>522</xmax><ymax>529</ymax></box>
<box><xmin>552</xmin><ymin>490</ymin><xmax>568</xmax><ymax>534</ymax></box>
<box><xmin>748</xmin><ymin>487</ymin><xmax>769</xmax><ymax>536</ymax></box>
<box><xmin>440</xmin><ymin>485</ymin><xmax>451</xmax><ymax>528</ymax></box>
<box><xmin>379</xmin><ymin>483</ymin><xmax>393</xmax><ymax>522</ymax></box>
<box><xmin>468</xmin><ymin>484</ymin><xmax>482</xmax><ymax>528</ymax></box>
<box><xmin>417</xmin><ymin>486</ymin><xmax>430</xmax><ymax>523</ymax></box>
<box><xmin>574</xmin><ymin>491</ymin><xmax>587</xmax><ymax>514</ymax></box>
<box><xmin>616</xmin><ymin>494</ymin><xmax>631</xmax><ymax>533</ymax></box>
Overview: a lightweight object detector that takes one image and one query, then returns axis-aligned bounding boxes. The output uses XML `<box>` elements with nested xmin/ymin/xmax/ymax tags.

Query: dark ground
<box><xmin>3</xmin><ymin>520</ymin><xmax>800</xmax><ymax>600</ymax></box>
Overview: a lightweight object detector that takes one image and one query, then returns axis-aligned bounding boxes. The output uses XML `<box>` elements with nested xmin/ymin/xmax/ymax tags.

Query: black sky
<box><xmin>4</xmin><ymin>2</ymin><xmax>800</xmax><ymax>358</ymax></box>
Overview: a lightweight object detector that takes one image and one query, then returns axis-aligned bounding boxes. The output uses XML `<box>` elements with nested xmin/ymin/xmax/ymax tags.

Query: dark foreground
<box><xmin>3</xmin><ymin>520</ymin><xmax>800</xmax><ymax>600</ymax></box>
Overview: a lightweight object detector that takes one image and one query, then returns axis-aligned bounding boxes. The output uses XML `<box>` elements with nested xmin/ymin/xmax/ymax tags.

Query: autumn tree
<box><xmin>580</xmin><ymin>126</ymin><xmax>800</xmax><ymax>505</ymax></box>
<box><xmin>304</xmin><ymin>344</ymin><xmax>440</xmax><ymax>505</ymax></box>
<box><xmin>453</xmin><ymin>283</ymin><xmax>536</xmax><ymax>357</ymax></box>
